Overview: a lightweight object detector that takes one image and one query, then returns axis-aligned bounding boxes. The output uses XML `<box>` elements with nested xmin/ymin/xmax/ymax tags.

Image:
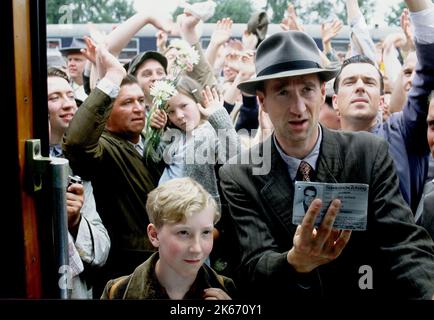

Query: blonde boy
<box><xmin>101</xmin><ymin>177</ymin><xmax>236</xmax><ymax>299</ymax></box>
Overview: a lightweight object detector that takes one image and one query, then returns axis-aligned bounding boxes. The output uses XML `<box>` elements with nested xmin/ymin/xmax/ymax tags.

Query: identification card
<box><xmin>292</xmin><ymin>181</ymin><xmax>369</xmax><ymax>230</ymax></box>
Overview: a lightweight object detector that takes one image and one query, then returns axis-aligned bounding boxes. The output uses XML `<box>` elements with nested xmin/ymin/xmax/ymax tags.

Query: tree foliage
<box><xmin>172</xmin><ymin>0</ymin><xmax>254</xmax><ymax>23</ymax></box>
<box><xmin>265</xmin><ymin>0</ymin><xmax>376</xmax><ymax>25</ymax></box>
<box><xmin>385</xmin><ymin>2</ymin><xmax>406</xmax><ymax>27</ymax></box>
<box><xmin>46</xmin><ymin>0</ymin><xmax>135</xmax><ymax>24</ymax></box>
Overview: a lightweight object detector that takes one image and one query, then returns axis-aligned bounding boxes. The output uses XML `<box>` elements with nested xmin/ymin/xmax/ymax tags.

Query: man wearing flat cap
<box><xmin>60</xmin><ymin>38</ymin><xmax>88</xmax><ymax>103</ymax></box>
<box><xmin>219</xmin><ymin>28</ymin><xmax>434</xmax><ymax>299</ymax></box>
<box><xmin>124</xmin><ymin>51</ymin><xmax>168</xmax><ymax>111</ymax></box>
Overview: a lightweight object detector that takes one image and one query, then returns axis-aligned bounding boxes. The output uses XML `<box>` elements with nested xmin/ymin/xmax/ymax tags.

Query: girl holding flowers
<box><xmin>145</xmin><ymin>76</ymin><xmax>240</xmax><ymax>207</ymax></box>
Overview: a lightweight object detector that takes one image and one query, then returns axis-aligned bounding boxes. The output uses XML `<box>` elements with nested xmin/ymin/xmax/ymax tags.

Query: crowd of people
<box><xmin>48</xmin><ymin>0</ymin><xmax>434</xmax><ymax>300</ymax></box>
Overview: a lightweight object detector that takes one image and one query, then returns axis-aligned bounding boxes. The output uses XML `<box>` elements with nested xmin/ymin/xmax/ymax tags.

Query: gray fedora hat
<box><xmin>238</xmin><ymin>30</ymin><xmax>339</xmax><ymax>95</ymax></box>
<box><xmin>59</xmin><ymin>38</ymin><xmax>86</xmax><ymax>56</ymax></box>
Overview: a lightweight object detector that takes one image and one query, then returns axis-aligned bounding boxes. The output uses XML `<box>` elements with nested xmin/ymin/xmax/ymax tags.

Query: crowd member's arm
<box><xmin>105</xmin><ymin>12</ymin><xmax>171</xmax><ymax>58</ymax></box>
<box><xmin>241</xmin><ymin>31</ymin><xmax>258</xmax><ymax>51</ymax></box>
<box><xmin>198</xmin><ymin>86</ymin><xmax>240</xmax><ymax>163</ymax></box>
<box><xmin>345</xmin><ymin>0</ymin><xmax>377</xmax><ymax>64</ymax></box>
<box><xmin>391</xmin><ymin>0</ymin><xmax>434</xmax><ymax>212</ymax></box>
<box><xmin>279</xmin><ymin>4</ymin><xmax>304</xmax><ymax>32</ymax></box>
<box><xmin>179</xmin><ymin>12</ymin><xmax>218</xmax><ymax>88</ymax></box>
<box><xmin>223</xmin><ymin>51</ymin><xmax>255</xmax><ymax>105</ymax></box>
<box><xmin>156</xmin><ymin>30</ymin><xmax>168</xmax><ymax>53</ymax></box>
<box><xmin>382</xmin><ymin>32</ymin><xmax>406</xmax><ymax>88</ymax></box>
<box><xmin>205</xmin><ymin>18</ymin><xmax>233</xmax><ymax>69</ymax></box>
<box><xmin>81</xmin><ymin>36</ymin><xmax>97</xmax><ymax>93</ymax></box>
<box><xmin>400</xmin><ymin>0</ymin><xmax>434</xmax><ymax>154</ymax></box>
<box><xmin>400</xmin><ymin>8</ymin><xmax>416</xmax><ymax>53</ymax></box>
<box><xmin>320</xmin><ymin>19</ymin><xmax>343</xmax><ymax>63</ymax></box>
<box><xmin>279</xmin><ymin>4</ymin><xmax>331</xmax><ymax>67</ymax></box>
<box><xmin>74</xmin><ymin>180</ymin><xmax>110</xmax><ymax>267</ymax></box>
<box><xmin>63</xmin><ymin>45</ymin><xmax>126</xmax><ymax>178</ymax></box>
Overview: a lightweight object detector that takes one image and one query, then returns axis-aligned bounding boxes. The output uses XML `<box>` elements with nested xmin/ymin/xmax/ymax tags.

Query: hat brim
<box><xmin>59</xmin><ymin>48</ymin><xmax>83</xmax><ymax>56</ymax></box>
<box><xmin>127</xmin><ymin>51</ymin><xmax>168</xmax><ymax>75</ymax></box>
<box><xmin>238</xmin><ymin>68</ymin><xmax>339</xmax><ymax>95</ymax></box>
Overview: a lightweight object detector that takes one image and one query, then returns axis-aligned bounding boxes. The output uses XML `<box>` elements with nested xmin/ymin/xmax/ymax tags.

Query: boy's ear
<box><xmin>147</xmin><ymin>223</ymin><xmax>160</xmax><ymax>248</ymax></box>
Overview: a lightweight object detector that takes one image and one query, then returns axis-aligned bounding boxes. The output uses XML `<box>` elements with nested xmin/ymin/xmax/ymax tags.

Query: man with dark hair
<box><xmin>303</xmin><ymin>186</ymin><xmax>317</xmax><ymax>212</ymax></box>
<box><xmin>319</xmin><ymin>80</ymin><xmax>340</xmax><ymax>130</ymax></box>
<box><xmin>219</xmin><ymin>1</ymin><xmax>434</xmax><ymax>300</ymax></box>
<box><xmin>332</xmin><ymin>2</ymin><xmax>434</xmax><ymax>212</ymax></box>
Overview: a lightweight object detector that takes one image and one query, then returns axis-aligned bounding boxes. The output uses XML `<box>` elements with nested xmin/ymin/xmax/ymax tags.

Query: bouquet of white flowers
<box><xmin>144</xmin><ymin>79</ymin><xmax>178</xmax><ymax>161</ymax></box>
<box><xmin>169</xmin><ymin>39</ymin><xmax>200</xmax><ymax>77</ymax></box>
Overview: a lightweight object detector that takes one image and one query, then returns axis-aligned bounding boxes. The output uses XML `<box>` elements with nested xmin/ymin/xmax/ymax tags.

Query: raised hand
<box><xmin>156</xmin><ymin>30</ymin><xmax>169</xmax><ymax>53</ymax></box>
<box><xmin>146</xmin><ymin>16</ymin><xmax>173</xmax><ymax>34</ymax></box>
<box><xmin>242</xmin><ymin>30</ymin><xmax>258</xmax><ymax>51</ymax></box>
<box><xmin>95</xmin><ymin>44</ymin><xmax>126</xmax><ymax>85</ymax></box>
<box><xmin>280</xmin><ymin>4</ymin><xmax>304</xmax><ymax>32</ymax></box>
<box><xmin>81</xmin><ymin>35</ymin><xmax>97</xmax><ymax>65</ymax></box>
<box><xmin>210</xmin><ymin>18</ymin><xmax>233</xmax><ymax>46</ymax></box>
<box><xmin>197</xmin><ymin>86</ymin><xmax>223</xmax><ymax>119</ymax></box>
<box><xmin>400</xmin><ymin>8</ymin><xmax>415</xmax><ymax>52</ymax></box>
<box><xmin>178</xmin><ymin>12</ymin><xmax>201</xmax><ymax>45</ymax></box>
<box><xmin>321</xmin><ymin>19</ymin><xmax>343</xmax><ymax>45</ymax></box>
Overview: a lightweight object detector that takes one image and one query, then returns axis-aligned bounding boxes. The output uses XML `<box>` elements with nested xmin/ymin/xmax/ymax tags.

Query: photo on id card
<box><xmin>292</xmin><ymin>181</ymin><xmax>369</xmax><ymax>230</ymax></box>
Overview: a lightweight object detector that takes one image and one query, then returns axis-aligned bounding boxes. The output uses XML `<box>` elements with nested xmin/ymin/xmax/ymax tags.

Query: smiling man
<box><xmin>47</xmin><ymin>67</ymin><xmax>110</xmax><ymax>298</ymax></box>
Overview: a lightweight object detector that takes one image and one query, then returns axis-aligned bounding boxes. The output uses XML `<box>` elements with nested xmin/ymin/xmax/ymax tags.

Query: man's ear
<box><xmin>147</xmin><ymin>223</ymin><xmax>160</xmax><ymax>248</ymax></box>
<box><xmin>257</xmin><ymin>90</ymin><xmax>267</xmax><ymax>113</ymax></box>
<box><xmin>320</xmin><ymin>81</ymin><xmax>326</xmax><ymax>103</ymax></box>
<box><xmin>332</xmin><ymin>94</ymin><xmax>340</xmax><ymax>116</ymax></box>
<box><xmin>378</xmin><ymin>94</ymin><xmax>385</xmax><ymax>111</ymax></box>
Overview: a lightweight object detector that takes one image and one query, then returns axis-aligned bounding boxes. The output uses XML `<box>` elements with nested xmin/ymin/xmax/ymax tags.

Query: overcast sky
<box><xmin>134</xmin><ymin>0</ymin><xmax>402</xmax><ymax>26</ymax></box>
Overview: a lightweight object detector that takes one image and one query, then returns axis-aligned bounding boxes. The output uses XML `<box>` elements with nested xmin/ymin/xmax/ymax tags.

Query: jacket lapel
<box><xmin>316</xmin><ymin>127</ymin><xmax>344</xmax><ymax>183</ymax></box>
<box><xmin>259</xmin><ymin>136</ymin><xmax>296</xmax><ymax>230</ymax></box>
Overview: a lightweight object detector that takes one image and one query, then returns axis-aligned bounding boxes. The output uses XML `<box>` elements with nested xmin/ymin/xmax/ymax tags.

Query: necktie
<box><xmin>50</xmin><ymin>145</ymin><xmax>63</xmax><ymax>158</ymax></box>
<box><xmin>296</xmin><ymin>160</ymin><xmax>314</xmax><ymax>181</ymax></box>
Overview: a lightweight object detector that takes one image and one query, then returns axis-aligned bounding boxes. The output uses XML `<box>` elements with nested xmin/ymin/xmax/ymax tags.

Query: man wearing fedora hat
<box><xmin>219</xmin><ymin>26</ymin><xmax>434</xmax><ymax>298</ymax></box>
<box><xmin>60</xmin><ymin>38</ymin><xmax>88</xmax><ymax>103</ymax></box>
